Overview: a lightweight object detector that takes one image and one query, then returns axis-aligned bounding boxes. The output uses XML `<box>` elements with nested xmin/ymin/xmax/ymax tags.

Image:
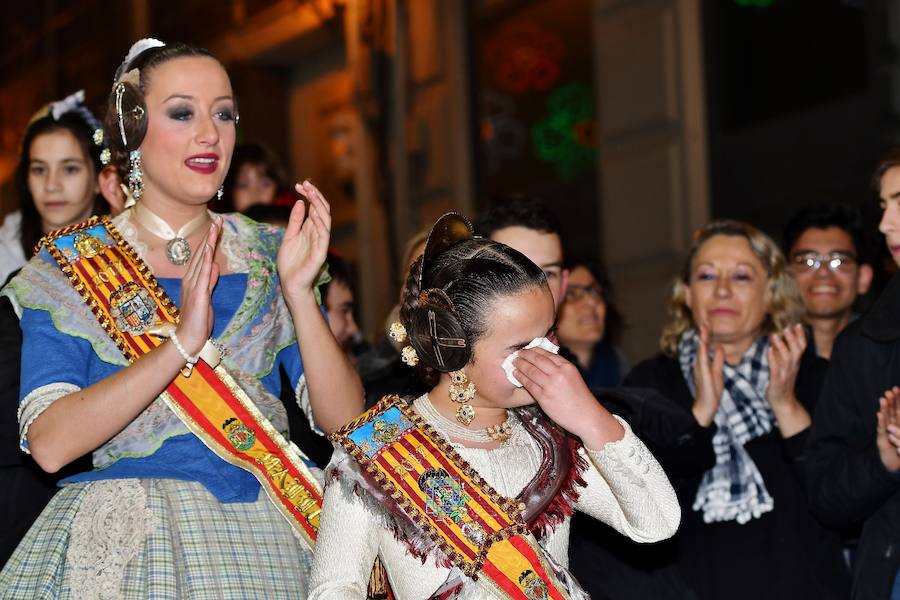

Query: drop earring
<box><xmin>216</xmin><ymin>185</ymin><xmax>224</xmax><ymax>201</ymax></box>
<box><xmin>448</xmin><ymin>370</ymin><xmax>476</xmax><ymax>426</ymax></box>
<box><xmin>127</xmin><ymin>150</ymin><xmax>143</xmax><ymax>201</ymax></box>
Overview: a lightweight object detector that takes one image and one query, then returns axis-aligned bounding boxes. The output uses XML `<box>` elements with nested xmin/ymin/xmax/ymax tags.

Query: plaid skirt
<box><xmin>0</xmin><ymin>478</ymin><xmax>313</xmax><ymax>599</ymax></box>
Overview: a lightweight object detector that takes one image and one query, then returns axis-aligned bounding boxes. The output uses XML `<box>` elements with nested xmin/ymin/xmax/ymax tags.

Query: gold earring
<box><xmin>448</xmin><ymin>370</ymin><xmax>476</xmax><ymax>426</ymax></box>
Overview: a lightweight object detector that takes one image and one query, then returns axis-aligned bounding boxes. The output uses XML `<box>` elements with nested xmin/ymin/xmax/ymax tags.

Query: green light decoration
<box><xmin>531</xmin><ymin>83</ymin><xmax>597</xmax><ymax>181</ymax></box>
<box><xmin>734</xmin><ymin>0</ymin><xmax>774</xmax><ymax>7</ymax></box>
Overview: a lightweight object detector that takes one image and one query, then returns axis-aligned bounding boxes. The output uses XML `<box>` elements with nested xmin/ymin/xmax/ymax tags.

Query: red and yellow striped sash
<box><xmin>39</xmin><ymin>215</ymin><xmax>322</xmax><ymax>547</ymax></box>
<box><xmin>332</xmin><ymin>395</ymin><xmax>572</xmax><ymax>600</ymax></box>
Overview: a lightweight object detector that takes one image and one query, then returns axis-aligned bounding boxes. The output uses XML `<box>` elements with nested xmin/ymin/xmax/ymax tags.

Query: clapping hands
<box><xmin>176</xmin><ymin>218</ymin><xmax>221</xmax><ymax>355</ymax></box>
<box><xmin>766</xmin><ymin>324</ymin><xmax>806</xmax><ymax>410</ymax></box>
<box><xmin>692</xmin><ymin>326</ymin><xmax>724</xmax><ymax>427</ymax></box>
<box><xmin>276</xmin><ymin>181</ymin><xmax>332</xmax><ymax>304</ymax></box>
<box><xmin>877</xmin><ymin>386</ymin><xmax>900</xmax><ymax>472</ymax></box>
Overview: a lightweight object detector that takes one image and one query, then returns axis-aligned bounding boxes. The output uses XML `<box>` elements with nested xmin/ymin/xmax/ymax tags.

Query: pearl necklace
<box><xmin>415</xmin><ymin>394</ymin><xmax>514</xmax><ymax>444</ymax></box>
<box><xmin>131</xmin><ymin>203</ymin><xmax>211</xmax><ymax>265</ymax></box>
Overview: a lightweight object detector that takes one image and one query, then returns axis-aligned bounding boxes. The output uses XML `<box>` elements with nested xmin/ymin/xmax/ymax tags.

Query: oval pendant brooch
<box><xmin>166</xmin><ymin>237</ymin><xmax>192</xmax><ymax>265</ymax></box>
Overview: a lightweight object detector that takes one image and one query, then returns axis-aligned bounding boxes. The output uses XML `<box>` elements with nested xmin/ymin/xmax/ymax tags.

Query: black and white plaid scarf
<box><xmin>678</xmin><ymin>329</ymin><xmax>775</xmax><ymax>524</ymax></box>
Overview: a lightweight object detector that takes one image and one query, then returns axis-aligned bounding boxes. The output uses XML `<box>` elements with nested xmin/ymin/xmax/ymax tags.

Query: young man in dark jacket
<box><xmin>806</xmin><ymin>147</ymin><xmax>900</xmax><ymax>599</ymax></box>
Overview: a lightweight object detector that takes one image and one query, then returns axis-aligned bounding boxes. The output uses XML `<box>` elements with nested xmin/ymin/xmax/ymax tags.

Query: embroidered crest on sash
<box><xmin>420</xmin><ymin>468</ymin><xmax>469</xmax><ymax>523</ymax></box>
<box><xmin>222</xmin><ymin>417</ymin><xmax>257</xmax><ymax>451</ymax></box>
<box><xmin>49</xmin><ymin>223</ymin><xmax>114</xmax><ymax>262</ymax></box>
<box><xmin>355</xmin><ymin>410</ymin><xmax>413</xmax><ymax>457</ymax></box>
<box><xmin>519</xmin><ymin>570</ymin><xmax>549</xmax><ymax>600</ymax></box>
<box><xmin>109</xmin><ymin>281</ymin><xmax>157</xmax><ymax>335</ymax></box>
<box><xmin>461</xmin><ymin>520</ymin><xmax>487</xmax><ymax>546</ymax></box>
<box><xmin>372</xmin><ymin>418</ymin><xmax>403</xmax><ymax>446</ymax></box>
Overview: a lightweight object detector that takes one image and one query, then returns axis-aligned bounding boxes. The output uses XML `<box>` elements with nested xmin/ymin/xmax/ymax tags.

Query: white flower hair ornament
<box><xmin>25</xmin><ymin>89</ymin><xmax>106</xmax><ymax>157</ymax></box>
<box><xmin>114</xmin><ymin>38</ymin><xmax>166</xmax><ymax>83</ymax></box>
<box><xmin>50</xmin><ymin>89</ymin><xmax>85</xmax><ymax>121</ymax></box>
<box><xmin>46</xmin><ymin>89</ymin><xmax>104</xmax><ymax>134</ymax></box>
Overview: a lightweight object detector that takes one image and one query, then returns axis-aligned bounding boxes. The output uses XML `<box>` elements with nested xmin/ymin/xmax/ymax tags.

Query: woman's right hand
<box><xmin>877</xmin><ymin>386</ymin><xmax>900</xmax><ymax>472</ymax></box>
<box><xmin>514</xmin><ymin>347</ymin><xmax>625</xmax><ymax>449</ymax></box>
<box><xmin>176</xmin><ymin>218</ymin><xmax>221</xmax><ymax>355</ymax></box>
<box><xmin>692</xmin><ymin>326</ymin><xmax>724</xmax><ymax>427</ymax></box>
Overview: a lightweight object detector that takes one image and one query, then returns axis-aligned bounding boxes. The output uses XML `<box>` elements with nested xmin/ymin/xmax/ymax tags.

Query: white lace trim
<box><xmin>18</xmin><ymin>382</ymin><xmax>81</xmax><ymax>453</ymax></box>
<box><xmin>112</xmin><ymin>210</ymin><xmax>149</xmax><ymax>261</ymax></box>
<box><xmin>66</xmin><ymin>479</ymin><xmax>159</xmax><ymax>600</ymax></box>
<box><xmin>588</xmin><ymin>415</ymin><xmax>633</xmax><ymax>455</ymax></box>
<box><xmin>295</xmin><ymin>374</ymin><xmax>324</xmax><ymax>436</ymax></box>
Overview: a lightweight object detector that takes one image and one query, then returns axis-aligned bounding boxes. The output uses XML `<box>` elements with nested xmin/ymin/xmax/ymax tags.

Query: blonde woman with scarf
<box><xmin>623</xmin><ymin>220</ymin><xmax>849</xmax><ymax>600</ymax></box>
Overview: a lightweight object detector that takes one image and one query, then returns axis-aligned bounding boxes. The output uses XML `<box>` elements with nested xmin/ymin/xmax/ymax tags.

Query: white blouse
<box><xmin>0</xmin><ymin>210</ymin><xmax>26</xmax><ymax>285</ymax></box>
<box><xmin>309</xmin><ymin>398</ymin><xmax>680</xmax><ymax>599</ymax></box>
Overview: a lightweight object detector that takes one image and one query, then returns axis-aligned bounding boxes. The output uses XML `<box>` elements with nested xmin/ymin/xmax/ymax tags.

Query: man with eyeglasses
<box><xmin>783</xmin><ymin>203</ymin><xmax>873</xmax><ymax>359</ymax></box>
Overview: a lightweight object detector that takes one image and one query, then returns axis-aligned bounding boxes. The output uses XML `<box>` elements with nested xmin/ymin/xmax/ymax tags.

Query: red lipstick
<box><xmin>184</xmin><ymin>153</ymin><xmax>219</xmax><ymax>174</ymax></box>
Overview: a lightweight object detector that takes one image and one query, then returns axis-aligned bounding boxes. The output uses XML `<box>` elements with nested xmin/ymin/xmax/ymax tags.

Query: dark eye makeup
<box><xmin>167</xmin><ymin>107</ymin><xmax>193</xmax><ymax>121</ymax></box>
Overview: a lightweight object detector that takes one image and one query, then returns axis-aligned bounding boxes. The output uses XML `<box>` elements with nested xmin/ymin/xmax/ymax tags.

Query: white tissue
<box><xmin>502</xmin><ymin>337</ymin><xmax>560</xmax><ymax>387</ymax></box>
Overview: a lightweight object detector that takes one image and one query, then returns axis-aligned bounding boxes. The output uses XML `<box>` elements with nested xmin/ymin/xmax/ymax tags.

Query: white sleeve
<box><xmin>294</xmin><ymin>374</ymin><xmax>324</xmax><ymax>436</ymax></box>
<box><xmin>575</xmin><ymin>415</ymin><xmax>681</xmax><ymax>543</ymax></box>
<box><xmin>18</xmin><ymin>382</ymin><xmax>81</xmax><ymax>453</ymax></box>
<box><xmin>308</xmin><ymin>452</ymin><xmax>382</xmax><ymax>599</ymax></box>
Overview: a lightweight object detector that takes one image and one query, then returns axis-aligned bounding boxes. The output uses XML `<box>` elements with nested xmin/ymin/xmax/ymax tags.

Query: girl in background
<box><xmin>0</xmin><ymin>91</ymin><xmax>109</xmax><ymax>284</ymax></box>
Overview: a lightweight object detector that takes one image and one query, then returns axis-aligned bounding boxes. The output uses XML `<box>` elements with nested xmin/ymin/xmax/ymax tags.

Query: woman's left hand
<box><xmin>277</xmin><ymin>181</ymin><xmax>331</xmax><ymax>304</ymax></box>
<box><xmin>765</xmin><ymin>323</ymin><xmax>806</xmax><ymax>410</ymax></box>
<box><xmin>514</xmin><ymin>347</ymin><xmax>624</xmax><ymax>446</ymax></box>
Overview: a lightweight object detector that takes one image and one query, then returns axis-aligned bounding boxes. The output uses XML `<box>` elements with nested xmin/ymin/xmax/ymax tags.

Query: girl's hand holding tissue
<box><xmin>501</xmin><ymin>336</ymin><xmax>559</xmax><ymax>387</ymax></box>
<box><xmin>513</xmin><ymin>346</ymin><xmax>625</xmax><ymax>449</ymax></box>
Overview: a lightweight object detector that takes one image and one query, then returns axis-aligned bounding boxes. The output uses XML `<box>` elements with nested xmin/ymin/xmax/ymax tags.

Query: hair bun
<box><xmin>397</xmin><ymin>212</ymin><xmax>544</xmax><ymax>383</ymax></box>
<box><xmin>405</xmin><ymin>299</ymin><xmax>470</xmax><ymax>374</ymax></box>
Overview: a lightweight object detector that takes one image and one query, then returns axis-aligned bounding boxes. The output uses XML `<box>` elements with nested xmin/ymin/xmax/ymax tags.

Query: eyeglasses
<box><xmin>791</xmin><ymin>251</ymin><xmax>857</xmax><ymax>273</ymax></box>
<box><xmin>565</xmin><ymin>284</ymin><xmax>604</xmax><ymax>303</ymax></box>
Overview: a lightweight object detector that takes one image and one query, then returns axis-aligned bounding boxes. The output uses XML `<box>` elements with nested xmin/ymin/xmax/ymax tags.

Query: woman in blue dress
<box><xmin>0</xmin><ymin>39</ymin><xmax>363</xmax><ymax>598</ymax></box>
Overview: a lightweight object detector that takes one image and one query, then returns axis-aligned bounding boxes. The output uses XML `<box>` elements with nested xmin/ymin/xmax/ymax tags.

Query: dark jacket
<box><xmin>0</xmin><ymin>293</ymin><xmax>92</xmax><ymax>567</ymax></box>
<box><xmin>568</xmin><ymin>386</ymin><xmax>699</xmax><ymax>600</ymax></box>
<box><xmin>278</xmin><ymin>365</ymin><xmax>334</xmax><ymax>468</ymax></box>
<box><xmin>559</xmin><ymin>340</ymin><xmax>628</xmax><ymax>389</ymax></box>
<box><xmin>806</xmin><ymin>273</ymin><xmax>900</xmax><ymax>599</ymax></box>
<box><xmin>623</xmin><ymin>348</ymin><xmax>849</xmax><ymax>600</ymax></box>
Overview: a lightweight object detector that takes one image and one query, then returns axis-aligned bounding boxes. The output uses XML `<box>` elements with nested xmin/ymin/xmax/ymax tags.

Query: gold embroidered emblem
<box><xmin>371</xmin><ymin>419</ymin><xmax>401</xmax><ymax>446</ymax></box>
<box><xmin>73</xmin><ymin>232</ymin><xmax>107</xmax><ymax>258</ymax></box>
